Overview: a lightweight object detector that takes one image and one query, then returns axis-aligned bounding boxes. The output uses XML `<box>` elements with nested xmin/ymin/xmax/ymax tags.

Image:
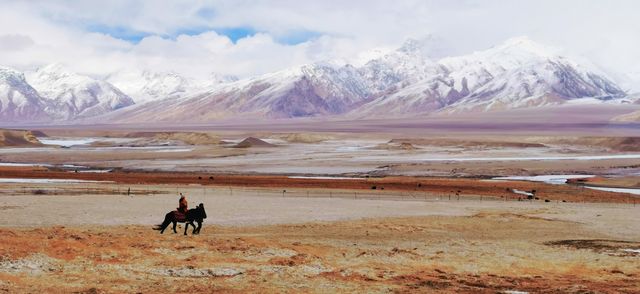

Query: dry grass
<box><xmin>1</xmin><ymin>213</ymin><xmax>638</xmax><ymax>293</ymax></box>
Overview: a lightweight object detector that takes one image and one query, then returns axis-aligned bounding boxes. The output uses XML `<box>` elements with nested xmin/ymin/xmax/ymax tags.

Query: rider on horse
<box><xmin>173</xmin><ymin>193</ymin><xmax>188</xmax><ymax>222</ymax></box>
<box><xmin>178</xmin><ymin>193</ymin><xmax>188</xmax><ymax>214</ymax></box>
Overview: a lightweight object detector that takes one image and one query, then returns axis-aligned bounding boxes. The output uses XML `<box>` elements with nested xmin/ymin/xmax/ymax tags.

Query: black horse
<box><xmin>154</xmin><ymin>203</ymin><xmax>207</xmax><ymax>235</ymax></box>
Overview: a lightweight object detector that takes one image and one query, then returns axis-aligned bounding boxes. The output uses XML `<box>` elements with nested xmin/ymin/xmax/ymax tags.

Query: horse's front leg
<box><xmin>184</xmin><ymin>222</ymin><xmax>190</xmax><ymax>235</ymax></box>
<box><xmin>192</xmin><ymin>221</ymin><xmax>198</xmax><ymax>234</ymax></box>
<box><xmin>195</xmin><ymin>221</ymin><xmax>202</xmax><ymax>234</ymax></box>
<box><xmin>172</xmin><ymin>221</ymin><xmax>177</xmax><ymax>234</ymax></box>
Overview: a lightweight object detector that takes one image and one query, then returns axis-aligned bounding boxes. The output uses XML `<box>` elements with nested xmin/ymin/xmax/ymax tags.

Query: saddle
<box><xmin>173</xmin><ymin>210</ymin><xmax>187</xmax><ymax>222</ymax></box>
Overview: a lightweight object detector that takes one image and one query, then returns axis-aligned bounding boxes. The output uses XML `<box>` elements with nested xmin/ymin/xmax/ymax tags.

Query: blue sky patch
<box><xmin>84</xmin><ymin>21</ymin><xmax>318</xmax><ymax>45</ymax></box>
<box><xmin>85</xmin><ymin>23</ymin><xmax>151</xmax><ymax>43</ymax></box>
<box><xmin>275</xmin><ymin>30</ymin><xmax>322</xmax><ymax>45</ymax></box>
<box><xmin>215</xmin><ymin>27</ymin><xmax>259</xmax><ymax>42</ymax></box>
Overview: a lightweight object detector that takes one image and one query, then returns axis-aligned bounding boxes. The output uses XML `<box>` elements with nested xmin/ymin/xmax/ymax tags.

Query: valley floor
<box><xmin>1</xmin><ymin>207</ymin><xmax>639</xmax><ymax>293</ymax></box>
<box><xmin>1</xmin><ymin>128</ymin><xmax>640</xmax><ymax>292</ymax></box>
<box><xmin>0</xmin><ymin>182</ymin><xmax>639</xmax><ymax>293</ymax></box>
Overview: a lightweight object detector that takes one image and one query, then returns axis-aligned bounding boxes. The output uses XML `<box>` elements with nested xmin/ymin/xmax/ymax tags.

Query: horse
<box><xmin>154</xmin><ymin>203</ymin><xmax>207</xmax><ymax>235</ymax></box>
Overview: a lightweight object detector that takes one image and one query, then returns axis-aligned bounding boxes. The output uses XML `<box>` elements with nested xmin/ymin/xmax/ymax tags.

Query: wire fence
<box><xmin>1</xmin><ymin>182</ymin><xmax>636</xmax><ymax>208</ymax></box>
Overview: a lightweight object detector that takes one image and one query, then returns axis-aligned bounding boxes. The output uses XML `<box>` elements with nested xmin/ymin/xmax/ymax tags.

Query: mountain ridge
<box><xmin>0</xmin><ymin>37</ymin><xmax>635</xmax><ymax>123</ymax></box>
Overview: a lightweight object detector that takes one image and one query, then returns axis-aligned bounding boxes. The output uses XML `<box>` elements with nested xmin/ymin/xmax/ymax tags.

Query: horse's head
<box><xmin>198</xmin><ymin>203</ymin><xmax>207</xmax><ymax>219</ymax></box>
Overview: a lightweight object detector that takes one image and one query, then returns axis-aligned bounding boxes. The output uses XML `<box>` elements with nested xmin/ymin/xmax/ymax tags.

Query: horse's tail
<box><xmin>153</xmin><ymin>212</ymin><xmax>173</xmax><ymax>231</ymax></box>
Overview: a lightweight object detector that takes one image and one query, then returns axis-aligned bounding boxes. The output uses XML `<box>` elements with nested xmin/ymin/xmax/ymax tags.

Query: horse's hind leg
<box><xmin>159</xmin><ymin>220</ymin><xmax>166</xmax><ymax>234</ymax></box>
<box><xmin>172</xmin><ymin>221</ymin><xmax>177</xmax><ymax>234</ymax></box>
<box><xmin>158</xmin><ymin>213</ymin><xmax>171</xmax><ymax>234</ymax></box>
<box><xmin>184</xmin><ymin>222</ymin><xmax>190</xmax><ymax>235</ymax></box>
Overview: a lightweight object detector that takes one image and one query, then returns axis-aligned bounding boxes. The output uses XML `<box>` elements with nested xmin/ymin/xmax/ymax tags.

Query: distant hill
<box><xmin>233</xmin><ymin>137</ymin><xmax>276</xmax><ymax>148</ymax></box>
<box><xmin>0</xmin><ymin>129</ymin><xmax>44</xmax><ymax>147</ymax></box>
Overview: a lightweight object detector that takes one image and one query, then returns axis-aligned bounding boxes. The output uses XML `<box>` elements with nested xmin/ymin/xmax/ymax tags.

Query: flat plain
<box><xmin>0</xmin><ymin>121</ymin><xmax>639</xmax><ymax>293</ymax></box>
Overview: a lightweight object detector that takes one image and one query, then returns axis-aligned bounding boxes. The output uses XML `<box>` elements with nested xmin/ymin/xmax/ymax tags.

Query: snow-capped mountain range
<box><xmin>106</xmin><ymin>70</ymin><xmax>238</xmax><ymax>104</ymax></box>
<box><xmin>355</xmin><ymin>37</ymin><xmax>626</xmax><ymax>116</ymax></box>
<box><xmin>0</xmin><ymin>37</ymin><xmax>635</xmax><ymax>123</ymax></box>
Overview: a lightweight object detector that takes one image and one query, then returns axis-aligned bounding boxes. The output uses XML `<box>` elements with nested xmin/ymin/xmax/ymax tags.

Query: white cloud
<box><xmin>0</xmin><ymin>0</ymin><xmax>638</xmax><ymax>90</ymax></box>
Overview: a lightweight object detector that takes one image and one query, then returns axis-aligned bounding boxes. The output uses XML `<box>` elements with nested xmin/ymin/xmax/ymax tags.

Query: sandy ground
<box><xmin>0</xmin><ymin>186</ymin><xmax>465</xmax><ymax>227</ymax></box>
<box><xmin>1</xmin><ymin>184</ymin><xmax>637</xmax><ymax>233</ymax></box>
<box><xmin>0</xmin><ymin>185</ymin><xmax>638</xmax><ymax>293</ymax></box>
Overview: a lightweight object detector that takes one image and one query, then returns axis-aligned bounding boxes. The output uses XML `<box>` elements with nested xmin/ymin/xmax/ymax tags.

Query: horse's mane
<box><xmin>187</xmin><ymin>203</ymin><xmax>206</xmax><ymax>219</ymax></box>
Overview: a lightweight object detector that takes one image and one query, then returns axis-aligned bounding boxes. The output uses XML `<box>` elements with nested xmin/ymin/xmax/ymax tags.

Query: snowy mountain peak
<box><xmin>397</xmin><ymin>35</ymin><xmax>450</xmax><ymax>59</ymax></box>
<box><xmin>36</xmin><ymin>63</ymin><xmax>74</xmax><ymax>77</ymax></box>
<box><xmin>458</xmin><ymin>37</ymin><xmax>560</xmax><ymax>69</ymax></box>
<box><xmin>0</xmin><ymin>66</ymin><xmax>33</xmax><ymax>88</ymax></box>
<box><xmin>29</xmin><ymin>63</ymin><xmax>94</xmax><ymax>96</ymax></box>
<box><xmin>0</xmin><ymin>66</ymin><xmax>23</xmax><ymax>78</ymax></box>
<box><xmin>359</xmin><ymin>38</ymin><xmax>442</xmax><ymax>91</ymax></box>
<box><xmin>107</xmin><ymin>69</ymin><xmax>237</xmax><ymax>103</ymax></box>
<box><xmin>398</xmin><ymin>38</ymin><xmax>424</xmax><ymax>54</ymax></box>
<box><xmin>0</xmin><ymin>66</ymin><xmax>50</xmax><ymax>121</ymax></box>
<box><xmin>497</xmin><ymin>36</ymin><xmax>555</xmax><ymax>52</ymax></box>
<box><xmin>207</xmin><ymin>72</ymin><xmax>239</xmax><ymax>84</ymax></box>
<box><xmin>27</xmin><ymin>64</ymin><xmax>134</xmax><ymax>120</ymax></box>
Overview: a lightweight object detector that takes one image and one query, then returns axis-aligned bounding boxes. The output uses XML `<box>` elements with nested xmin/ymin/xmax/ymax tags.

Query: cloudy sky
<box><xmin>1</xmin><ymin>0</ymin><xmax>639</xmax><ymax>88</ymax></box>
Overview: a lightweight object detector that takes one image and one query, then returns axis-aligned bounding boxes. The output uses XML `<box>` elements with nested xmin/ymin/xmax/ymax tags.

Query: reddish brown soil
<box><xmin>0</xmin><ymin>167</ymin><xmax>635</xmax><ymax>203</ymax></box>
<box><xmin>1</xmin><ymin>215</ymin><xmax>638</xmax><ymax>293</ymax></box>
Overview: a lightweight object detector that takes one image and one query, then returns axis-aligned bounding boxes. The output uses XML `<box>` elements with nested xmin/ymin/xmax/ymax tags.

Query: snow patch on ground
<box><xmin>493</xmin><ymin>175</ymin><xmax>595</xmax><ymax>184</ymax></box>
<box><xmin>0</xmin><ymin>162</ymin><xmax>51</xmax><ymax>167</ymax></box>
<box><xmin>511</xmin><ymin>189</ymin><xmax>534</xmax><ymax>197</ymax></box>
<box><xmin>0</xmin><ymin>178</ymin><xmax>113</xmax><ymax>184</ymax></box>
<box><xmin>38</xmin><ymin>137</ymin><xmax>101</xmax><ymax>147</ymax></box>
<box><xmin>153</xmin><ymin>148</ymin><xmax>193</xmax><ymax>153</ymax></box>
<box><xmin>288</xmin><ymin>176</ymin><xmax>365</xmax><ymax>180</ymax></box>
<box><xmin>621</xmin><ymin>249</ymin><xmax>640</xmax><ymax>254</ymax></box>
<box><xmin>585</xmin><ymin>186</ymin><xmax>640</xmax><ymax>195</ymax></box>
